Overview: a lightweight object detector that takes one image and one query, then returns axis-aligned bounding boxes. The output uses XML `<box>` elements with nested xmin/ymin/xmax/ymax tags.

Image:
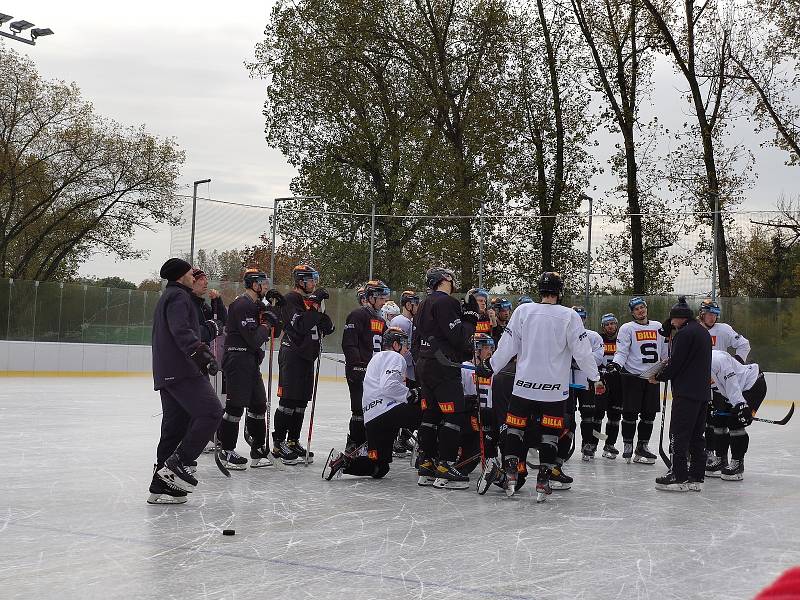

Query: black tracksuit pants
<box><xmin>669</xmin><ymin>395</ymin><xmax>706</xmax><ymax>481</ymax></box>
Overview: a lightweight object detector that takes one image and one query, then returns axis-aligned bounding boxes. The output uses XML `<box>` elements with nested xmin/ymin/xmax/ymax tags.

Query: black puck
<box><xmin>222</xmin><ymin>529</ymin><xmax>235</xmax><ymax>536</ymax></box>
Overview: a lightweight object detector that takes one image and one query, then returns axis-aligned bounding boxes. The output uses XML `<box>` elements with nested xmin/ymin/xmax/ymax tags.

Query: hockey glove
<box><xmin>658</xmin><ymin>319</ymin><xmax>674</xmax><ymax>340</ymax></box>
<box><xmin>733</xmin><ymin>402</ymin><xmax>753</xmax><ymax>427</ymax></box>
<box><xmin>318</xmin><ymin>312</ymin><xmax>335</xmax><ymax>336</ymax></box>
<box><xmin>590</xmin><ymin>379</ymin><xmax>606</xmax><ymax>396</ymax></box>
<box><xmin>205</xmin><ymin>319</ymin><xmax>224</xmax><ymax>339</ymax></box>
<box><xmin>407</xmin><ymin>388</ymin><xmax>421</xmax><ymax>405</ymax></box>
<box><xmin>190</xmin><ymin>343</ymin><xmax>219</xmax><ymax>377</ymax></box>
<box><xmin>606</xmin><ymin>361</ymin><xmax>622</xmax><ymax>373</ymax></box>
<box><xmin>475</xmin><ymin>358</ymin><xmax>493</xmax><ymax>379</ymax></box>
<box><xmin>460</xmin><ymin>294</ymin><xmax>480</xmax><ymax>325</ymax></box>
<box><xmin>259</xmin><ymin>306</ymin><xmax>279</xmax><ymax>328</ymax></box>
<box><xmin>264</xmin><ymin>288</ymin><xmax>285</xmax><ymax>307</ymax></box>
<box><xmin>307</xmin><ymin>288</ymin><xmax>330</xmax><ymax>306</ymax></box>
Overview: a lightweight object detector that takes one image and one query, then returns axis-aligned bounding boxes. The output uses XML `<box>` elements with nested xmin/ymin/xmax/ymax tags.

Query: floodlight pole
<box><xmin>369</xmin><ymin>201</ymin><xmax>376</xmax><ymax>280</ymax></box>
<box><xmin>0</xmin><ymin>15</ymin><xmax>54</xmax><ymax>45</ymax></box>
<box><xmin>711</xmin><ymin>190</ymin><xmax>720</xmax><ymax>302</ymax></box>
<box><xmin>270</xmin><ymin>196</ymin><xmax>321</xmax><ymax>284</ymax></box>
<box><xmin>581</xmin><ymin>193</ymin><xmax>593</xmax><ymax>309</ymax></box>
<box><xmin>190</xmin><ymin>178</ymin><xmax>211</xmax><ymax>264</ymax></box>
<box><xmin>478</xmin><ymin>199</ymin><xmax>485</xmax><ymax>289</ymax></box>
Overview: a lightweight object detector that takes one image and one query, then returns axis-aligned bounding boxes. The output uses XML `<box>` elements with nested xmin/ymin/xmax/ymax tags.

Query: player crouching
<box><xmin>323</xmin><ymin>328</ymin><xmax>421</xmax><ymax>480</ymax></box>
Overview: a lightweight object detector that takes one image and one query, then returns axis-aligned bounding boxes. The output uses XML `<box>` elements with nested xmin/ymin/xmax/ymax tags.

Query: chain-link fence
<box><xmin>1</xmin><ymin>278</ymin><xmax>799</xmax><ymax>372</ymax></box>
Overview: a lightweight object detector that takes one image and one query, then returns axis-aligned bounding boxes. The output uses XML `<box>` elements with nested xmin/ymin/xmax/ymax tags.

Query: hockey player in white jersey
<box><xmin>323</xmin><ymin>328</ymin><xmax>421</xmax><ymax>480</ymax></box>
<box><xmin>707</xmin><ymin>350</ymin><xmax>766</xmax><ymax>481</ymax></box>
<box><xmin>381</xmin><ymin>300</ymin><xmax>400</xmax><ymax>324</ymax></box>
<box><xmin>698</xmin><ymin>299</ymin><xmax>751</xmax><ymax>468</ymax></box>
<box><xmin>475</xmin><ymin>272</ymin><xmax>604</xmax><ymax>502</ymax></box>
<box><xmin>608</xmin><ymin>297</ymin><xmax>666</xmax><ymax>464</ymax></box>
<box><xmin>566</xmin><ymin>307</ymin><xmax>605</xmax><ymax>464</ymax></box>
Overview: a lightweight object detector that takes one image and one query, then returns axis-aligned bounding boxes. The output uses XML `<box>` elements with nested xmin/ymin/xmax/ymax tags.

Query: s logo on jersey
<box><xmin>635</xmin><ymin>330</ymin><xmax>658</xmax><ymax>341</ymax></box>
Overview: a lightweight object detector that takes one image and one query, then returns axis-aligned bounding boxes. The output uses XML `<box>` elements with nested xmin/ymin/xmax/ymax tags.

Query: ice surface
<box><xmin>0</xmin><ymin>377</ymin><xmax>798</xmax><ymax>600</ymax></box>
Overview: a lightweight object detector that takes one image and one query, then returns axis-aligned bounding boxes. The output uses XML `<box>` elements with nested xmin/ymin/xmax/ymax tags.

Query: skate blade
<box><xmin>633</xmin><ymin>456</ymin><xmax>656</xmax><ymax>464</ymax></box>
<box><xmin>504</xmin><ymin>484</ymin><xmax>516</xmax><ymax>497</ymax></box>
<box><xmin>655</xmin><ymin>483</ymin><xmax>689</xmax><ymax>491</ymax></box>
<box><xmin>535</xmin><ymin>492</ymin><xmax>548</xmax><ymax>503</ymax></box>
<box><xmin>250</xmin><ymin>458</ymin><xmax>274</xmax><ymax>468</ymax></box>
<box><xmin>688</xmin><ymin>483</ymin><xmax>703</xmax><ymax>491</ymax></box>
<box><xmin>417</xmin><ymin>475</ymin><xmax>435</xmax><ymax>486</ymax></box>
<box><xmin>721</xmin><ymin>474</ymin><xmax>743</xmax><ymax>481</ymax></box>
<box><xmin>705</xmin><ymin>470</ymin><xmax>721</xmax><ymax>478</ymax></box>
<box><xmin>581</xmin><ymin>455</ymin><xmax>593</xmax><ymax>462</ymax></box>
<box><xmin>602</xmin><ymin>452</ymin><xmax>617</xmax><ymax>459</ymax></box>
<box><xmin>147</xmin><ymin>493</ymin><xmax>187</xmax><ymax>505</ymax></box>
<box><xmin>549</xmin><ymin>482</ymin><xmax>571</xmax><ymax>490</ymax></box>
<box><xmin>624</xmin><ymin>456</ymin><xmax>633</xmax><ymax>464</ymax></box>
<box><xmin>432</xmin><ymin>478</ymin><xmax>469</xmax><ymax>489</ymax></box>
<box><xmin>278</xmin><ymin>457</ymin><xmax>301</xmax><ymax>465</ymax></box>
<box><xmin>221</xmin><ymin>462</ymin><xmax>248</xmax><ymax>471</ymax></box>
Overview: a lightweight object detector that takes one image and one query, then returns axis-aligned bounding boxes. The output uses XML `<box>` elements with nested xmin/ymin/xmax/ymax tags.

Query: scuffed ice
<box><xmin>0</xmin><ymin>377</ymin><xmax>798</xmax><ymax>599</ymax></box>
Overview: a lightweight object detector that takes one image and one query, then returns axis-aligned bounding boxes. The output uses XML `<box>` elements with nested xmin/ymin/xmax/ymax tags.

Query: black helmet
<box><xmin>382</xmin><ymin>326</ymin><xmax>409</xmax><ymax>349</ymax></box>
<box><xmin>698</xmin><ymin>299</ymin><xmax>721</xmax><ymax>316</ymax></box>
<box><xmin>467</xmin><ymin>287</ymin><xmax>489</xmax><ymax>301</ymax></box>
<box><xmin>425</xmin><ymin>267</ymin><xmax>456</xmax><ymax>292</ymax></box>
<box><xmin>473</xmin><ymin>332</ymin><xmax>495</xmax><ymax>353</ymax></box>
<box><xmin>292</xmin><ymin>264</ymin><xmax>319</xmax><ymax>285</ymax></box>
<box><xmin>400</xmin><ymin>290</ymin><xmax>420</xmax><ymax>306</ymax></box>
<box><xmin>669</xmin><ymin>295</ymin><xmax>693</xmax><ymax>319</ymax></box>
<box><xmin>572</xmin><ymin>305</ymin><xmax>587</xmax><ymax>319</ymax></box>
<box><xmin>243</xmin><ymin>268</ymin><xmax>268</xmax><ymax>289</ymax></box>
<box><xmin>364</xmin><ymin>279</ymin><xmax>391</xmax><ymax>299</ymax></box>
<box><xmin>537</xmin><ymin>271</ymin><xmax>563</xmax><ymax>297</ymax></box>
<box><xmin>356</xmin><ymin>285</ymin><xmax>366</xmax><ymax>303</ymax></box>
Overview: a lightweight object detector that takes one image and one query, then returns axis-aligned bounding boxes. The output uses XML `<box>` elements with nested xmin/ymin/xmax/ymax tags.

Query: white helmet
<box><xmin>381</xmin><ymin>300</ymin><xmax>400</xmax><ymax>323</ymax></box>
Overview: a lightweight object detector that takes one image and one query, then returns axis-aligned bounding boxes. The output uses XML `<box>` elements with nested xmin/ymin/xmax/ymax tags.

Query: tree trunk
<box><xmin>624</xmin><ymin>131</ymin><xmax>646</xmax><ymax>292</ymax></box>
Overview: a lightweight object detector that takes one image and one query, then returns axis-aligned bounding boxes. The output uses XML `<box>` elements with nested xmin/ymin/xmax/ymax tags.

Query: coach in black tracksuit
<box><xmin>149</xmin><ymin>258</ymin><xmax>223</xmax><ymax>502</ymax></box>
<box><xmin>654</xmin><ymin>296</ymin><xmax>712</xmax><ymax>489</ymax></box>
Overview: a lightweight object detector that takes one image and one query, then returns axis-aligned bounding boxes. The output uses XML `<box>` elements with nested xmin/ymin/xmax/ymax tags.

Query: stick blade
<box><xmin>214</xmin><ymin>449</ymin><xmax>231</xmax><ymax>478</ymax></box>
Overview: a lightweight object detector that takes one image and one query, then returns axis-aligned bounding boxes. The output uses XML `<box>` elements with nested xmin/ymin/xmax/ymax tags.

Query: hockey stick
<box><xmin>305</xmin><ymin>339</ymin><xmax>323</xmax><ymax>466</ymax></box>
<box><xmin>474</xmin><ymin>348</ymin><xmax>487</xmax><ymax>469</ymax></box>
<box><xmin>715</xmin><ymin>402</ymin><xmax>794</xmax><ymax>425</ymax></box>
<box><xmin>214</xmin><ymin>447</ymin><xmax>231</xmax><ymax>478</ymax></box>
<box><xmin>321</xmin><ymin>353</ymin><xmax>346</xmax><ymax>364</ymax></box>
<box><xmin>658</xmin><ymin>381</ymin><xmax>671</xmax><ymax>469</ymax></box>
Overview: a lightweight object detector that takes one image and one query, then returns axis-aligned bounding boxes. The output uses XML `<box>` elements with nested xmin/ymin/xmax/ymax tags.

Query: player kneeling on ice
<box><xmin>652</xmin><ymin>297</ymin><xmax>712</xmax><ymax>492</ymax></box>
<box><xmin>475</xmin><ymin>272</ymin><xmax>604</xmax><ymax>503</ymax></box>
<box><xmin>323</xmin><ymin>328</ymin><xmax>422</xmax><ymax>480</ymax></box>
<box><xmin>706</xmin><ymin>350</ymin><xmax>766</xmax><ymax>481</ymax></box>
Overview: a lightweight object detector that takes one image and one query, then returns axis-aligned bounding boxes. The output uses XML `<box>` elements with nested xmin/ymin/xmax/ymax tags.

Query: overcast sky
<box><xmin>12</xmin><ymin>2</ymin><xmax>799</xmax><ymax>284</ymax></box>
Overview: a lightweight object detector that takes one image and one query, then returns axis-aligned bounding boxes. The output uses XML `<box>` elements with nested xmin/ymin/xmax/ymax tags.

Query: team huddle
<box><xmin>147</xmin><ymin>259</ymin><xmax>767</xmax><ymax>504</ymax></box>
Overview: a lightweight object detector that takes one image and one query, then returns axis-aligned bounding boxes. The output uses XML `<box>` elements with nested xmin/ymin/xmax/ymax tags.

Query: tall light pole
<box><xmin>368</xmin><ymin>201</ymin><xmax>376</xmax><ymax>280</ymax></box>
<box><xmin>478</xmin><ymin>199</ymin><xmax>486</xmax><ymax>289</ymax></box>
<box><xmin>0</xmin><ymin>14</ymin><xmax>54</xmax><ymax>45</ymax></box>
<box><xmin>189</xmin><ymin>178</ymin><xmax>211</xmax><ymax>264</ymax></box>
<box><xmin>270</xmin><ymin>196</ymin><xmax>321</xmax><ymax>284</ymax></box>
<box><xmin>580</xmin><ymin>193</ymin><xmax>593</xmax><ymax>309</ymax></box>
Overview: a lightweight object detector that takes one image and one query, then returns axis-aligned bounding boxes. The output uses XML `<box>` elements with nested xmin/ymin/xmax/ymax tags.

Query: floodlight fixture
<box><xmin>0</xmin><ymin>13</ymin><xmax>13</xmax><ymax>25</ymax></box>
<box><xmin>9</xmin><ymin>19</ymin><xmax>34</xmax><ymax>33</ymax></box>
<box><xmin>31</xmin><ymin>27</ymin><xmax>53</xmax><ymax>39</ymax></box>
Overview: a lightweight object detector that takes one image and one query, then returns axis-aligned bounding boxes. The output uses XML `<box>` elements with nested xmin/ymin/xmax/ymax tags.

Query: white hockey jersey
<box><xmin>462</xmin><ymin>362</ymin><xmax>493</xmax><ymax>408</ymax></box>
<box><xmin>362</xmin><ymin>350</ymin><xmax>409</xmax><ymax>424</ymax></box>
<box><xmin>490</xmin><ymin>302</ymin><xmax>600</xmax><ymax>403</ymax></box>
<box><xmin>572</xmin><ymin>329</ymin><xmax>605</xmax><ymax>387</ymax></box>
<box><xmin>710</xmin><ymin>350</ymin><xmax>760</xmax><ymax>407</ymax></box>
<box><xmin>706</xmin><ymin>322</ymin><xmax>750</xmax><ymax>361</ymax></box>
<box><xmin>389</xmin><ymin>313</ymin><xmax>415</xmax><ymax>380</ymax></box>
<box><xmin>612</xmin><ymin>320</ymin><xmax>667</xmax><ymax>375</ymax></box>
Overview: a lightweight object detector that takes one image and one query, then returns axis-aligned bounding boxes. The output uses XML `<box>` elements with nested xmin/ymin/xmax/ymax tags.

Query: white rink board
<box><xmin>0</xmin><ymin>377</ymin><xmax>798</xmax><ymax>600</ymax></box>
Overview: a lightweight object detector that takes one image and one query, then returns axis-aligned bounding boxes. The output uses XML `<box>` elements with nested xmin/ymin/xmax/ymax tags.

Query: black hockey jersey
<box><xmin>224</xmin><ymin>294</ymin><xmax>280</xmax><ymax>354</ymax></box>
<box><xmin>279</xmin><ymin>290</ymin><xmax>334</xmax><ymax>361</ymax></box>
<box><xmin>413</xmin><ymin>291</ymin><xmax>475</xmax><ymax>363</ymax></box>
<box><xmin>342</xmin><ymin>306</ymin><xmax>386</xmax><ymax>376</ymax></box>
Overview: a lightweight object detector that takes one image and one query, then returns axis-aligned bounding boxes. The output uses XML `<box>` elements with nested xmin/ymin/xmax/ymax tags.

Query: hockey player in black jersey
<box><xmin>468</xmin><ymin>288</ymin><xmax>493</xmax><ymax>338</ymax></box>
<box><xmin>216</xmin><ymin>269</ymin><xmax>282</xmax><ymax>470</ymax></box>
<box><xmin>272</xmin><ymin>265</ymin><xmax>335</xmax><ymax>463</ymax></box>
<box><xmin>489</xmin><ymin>297</ymin><xmax>512</xmax><ymax>345</ymax></box>
<box><xmin>414</xmin><ymin>267</ymin><xmax>480</xmax><ymax>489</ymax></box>
<box><xmin>342</xmin><ymin>280</ymin><xmax>390</xmax><ymax>450</ymax></box>
<box><xmin>595</xmin><ymin>313</ymin><xmax>623</xmax><ymax>458</ymax></box>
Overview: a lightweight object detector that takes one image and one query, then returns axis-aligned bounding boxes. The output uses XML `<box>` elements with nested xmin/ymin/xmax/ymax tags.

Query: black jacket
<box><xmin>413</xmin><ymin>291</ymin><xmax>475</xmax><ymax>363</ymax></box>
<box><xmin>657</xmin><ymin>319</ymin><xmax>712</xmax><ymax>402</ymax></box>
<box><xmin>151</xmin><ymin>282</ymin><xmax>203</xmax><ymax>390</ymax></box>
<box><xmin>192</xmin><ymin>295</ymin><xmax>227</xmax><ymax>344</ymax></box>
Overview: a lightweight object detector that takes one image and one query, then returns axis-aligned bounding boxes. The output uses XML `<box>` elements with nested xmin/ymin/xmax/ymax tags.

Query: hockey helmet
<box><xmin>425</xmin><ymin>267</ymin><xmax>456</xmax><ymax>292</ymax></box>
<box><xmin>491</xmin><ymin>297</ymin><xmax>513</xmax><ymax>312</ymax></box>
<box><xmin>400</xmin><ymin>290</ymin><xmax>420</xmax><ymax>306</ymax></box>
<box><xmin>572</xmin><ymin>305</ymin><xmax>587</xmax><ymax>319</ymax></box>
<box><xmin>293</xmin><ymin>264</ymin><xmax>319</xmax><ymax>285</ymax></box>
<box><xmin>699</xmin><ymin>299</ymin><xmax>721</xmax><ymax>316</ymax></box>
<box><xmin>600</xmin><ymin>313</ymin><xmax>618</xmax><ymax>326</ymax></box>
<box><xmin>537</xmin><ymin>271</ymin><xmax>564</xmax><ymax>297</ymax></box>
<box><xmin>382</xmin><ymin>326</ymin><xmax>409</xmax><ymax>349</ymax></box>
<box><xmin>243</xmin><ymin>268</ymin><xmax>269</xmax><ymax>289</ymax></box>
<box><xmin>364</xmin><ymin>279</ymin><xmax>391</xmax><ymax>300</ymax></box>
<box><xmin>628</xmin><ymin>296</ymin><xmax>647</xmax><ymax>311</ymax></box>
<box><xmin>473</xmin><ymin>332</ymin><xmax>495</xmax><ymax>352</ymax></box>
<box><xmin>517</xmin><ymin>295</ymin><xmax>533</xmax><ymax>305</ymax></box>
<box><xmin>381</xmin><ymin>301</ymin><xmax>400</xmax><ymax>322</ymax></box>
<box><xmin>467</xmin><ymin>287</ymin><xmax>489</xmax><ymax>301</ymax></box>
<box><xmin>356</xmin><ymin>285</ymin><xmax>366</xmax><ymax>303</ymax></box>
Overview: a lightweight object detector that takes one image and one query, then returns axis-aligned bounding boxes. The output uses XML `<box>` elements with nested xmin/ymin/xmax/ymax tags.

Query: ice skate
<box><xmin>705</xmin><ymin>455</ymin><xmax>726</xmax><ymax>478</ymax></box>
<box><xmin>623</xmin><ymin>442</ymin><xmax>634</xmax><ymax>463</ymax></box>
<box><xmin>549</xmin><ymin>465</ymin><xmax>572</xmax><ymax>490</ymax></box>
<box><xmin>721</xmin><ymin>458</ymin><xmax>744</xmax><ymax>481</ymax></box>
<box><xmin>687</xmin><ymin>476</ymin><xmax>704</xmax><ymax>492</ymax></box>
<box><xmin>249</xmin><ymin>446</ymin><xmax>274</xmax><ymax>468</ymax></box>
<box><xmin>287</xmin><ymin>439</ymin><xmax>313</xmax><ymax>463</ymax></box>
<box><xmin>392</xmin><ymin>436</ymin><xmax>410</xmax><ymax>458</ymax></box>
<box><xmin>322</xmin><ymin>448</ymin><xmax>348</xmax><ymax>480</ymax></box>
<box><xmin>417</xmin><ymin>457</ymin><xmax>436</xmax><ymax>486</ymax></box>
<box><xmin>633</xmin><ymin>442</ymin><xmax>656</xmax><ymax>464</ymax></box>
<box><xmin>272</xmin><ymin>440</ymin><xmax>301</xmax><ymax>465</ymax></box>
<box><xmin>602</xmin><ymin>444</ymin><xmax>619</xmax><ymax>459</ymax></box>
<box><xmin>477</xmin><ymin>457</ymin><xmax>501</xmax><ymax>495</ymax></box>
<box><xmin>536</xmin><ymin>466</ymin><xmax>552</xmax><ymax>503</ymax></box>
<box><xmin>147</xmin><ymin>466</ymin><xmax>188</xmax><ymax>504</ymax></box>
<box><xmin>185</xmin><ymin>459</ymin><xmax>197</xmax><ymax>475</ymax></box>
<box><xmin>503</xmin><ymin>457</ymin><xmax>519</xmax><ymax>497</ymax></box>
<box><xmin>218</xmin><ymin>449</ymin><xmax>248</xmax><ymax>471</ymax></box>
<box><xmin>156</xmin><ymin>453</ymin><xmax>197</xmax><ymax>492</ymax></box>
<box><xmin>655</xmin><ymin>472</ymin><xmax>689</xmax><ymax>492</ymax></box>
<box><xmin>432</xmin><ymin>460</ymin><xmax>470</xmax><ymax>489</ymax></box>
<box><xmin>581</xmin><ymin>443</ymin><xmax>595</xmax><ymax>461</ymax></box>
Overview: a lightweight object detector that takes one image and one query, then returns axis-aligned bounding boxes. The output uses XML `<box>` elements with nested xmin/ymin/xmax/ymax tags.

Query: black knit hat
<box><xmin>669</xmin><ymin>295</ymin><xmax>693</xmax><ymax>319</ymax></box>
<box><xmin>160</xmin><ymin>258</ymin><xmax>192</xmax><ymax>282</ymax></box>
